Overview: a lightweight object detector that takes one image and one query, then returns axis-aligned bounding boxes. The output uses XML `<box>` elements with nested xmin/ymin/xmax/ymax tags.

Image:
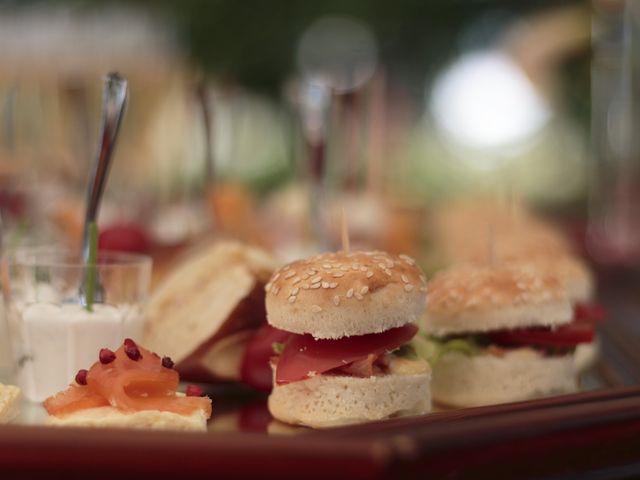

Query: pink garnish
<box><xmin>75</xmin><ymin>369</ymin><xmax>88</xmax><ymax>385</ymax></box>
<box><xmin>185</xmin><ymin>385</ymin><xmax>203</xmax><ymax>397</ymax></box>
<box><xmin>124</xmin><ymin>344</ymin><xmax>142</xmax><ymax>361</ymax></box>
<box><xmin>99</xmin><ymin>348</ymin><xmax>116</xmax><ymax>364</ymax></box>
<box><xmin>161</xmin><ymin>356</ymin><xmax>174</xmax><ymax>369</ymax></box>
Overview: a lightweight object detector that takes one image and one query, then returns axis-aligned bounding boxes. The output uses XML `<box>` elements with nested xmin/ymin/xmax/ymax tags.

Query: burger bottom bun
<box><xmin>432</xmin><ymin>349</ymin><xmax>578</xmax><ymax>408</ymax></box>
<box><xmin>46</xmin><ymin>407</ymin><xmax>208</xmax><ymax>431</ymax></box>
<box><xmin>268</xmin><ymin>370</ymin><xmax>431</xmax><ymax>429</ymax></box>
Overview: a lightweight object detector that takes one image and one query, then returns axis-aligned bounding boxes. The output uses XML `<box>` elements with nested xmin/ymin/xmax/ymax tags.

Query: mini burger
<box><xmin>419</xmin><ymin>264</ymin><xmax>595</xmax><ymax>408</ymax></box>
<box><xmin>266</xmin><ymin>251</ymin><xmax>431</xmax><ymax>428</ymax></box>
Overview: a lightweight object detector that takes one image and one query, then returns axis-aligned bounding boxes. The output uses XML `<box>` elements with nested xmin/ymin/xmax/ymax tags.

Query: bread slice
<box><xmin>431</xmin><ymin>349</ymin><xmax>578</xmax><ymax>408</ymax></box>
<box><xmin>268</xmin><ymin>359</ymin><xmax>431</xmax><ymax>428</ymax></box>
<box><xmin>0</xmin><ymin>384</ymin><xmax>21</xmax><ymax>424</ymax></box>
<box><xmin>46</xmin><ymin>406</ymin><xmax>208</xmax><ymax>431</ymax></box>
<box><xmin>143</xmin><ymin>241</ymin><xmax>278</xmax><ymax>382</ymax></box>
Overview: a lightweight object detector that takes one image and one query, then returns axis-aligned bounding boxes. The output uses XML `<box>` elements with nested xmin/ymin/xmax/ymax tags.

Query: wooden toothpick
<box><xmin>341</xmin><ymin>208</ymin><xmax>350</xmax><ymax>253</ymax></box>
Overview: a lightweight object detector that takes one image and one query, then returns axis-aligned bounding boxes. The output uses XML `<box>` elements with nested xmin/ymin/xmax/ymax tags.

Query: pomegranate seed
<box><xmin>75</xmin><ymin>369</ymin><xmax>88</xmax><ymax>385</ymax></box>
<box><xmin>124</xmin><ymin>344</ymin><xmax>142</xmax><ymax>361</ymax></box>
<box><xmin>185</xmin><ymin>385</ymin><xmax>203</xmax><ymax>397</ymax></box>
<box><xmin>99</xmin><ymin>348</ymin><xmax>116</xmax><ymax>364</ymax></box>
<box><xmin>161</xmin><ymin>356</ymin><xmax>174</xmax><ymax>369</ymax></box>
<box><xmin>124</xmin><ymin>338</ymin><xmax>137</xmax><ymax>348</ymax></box>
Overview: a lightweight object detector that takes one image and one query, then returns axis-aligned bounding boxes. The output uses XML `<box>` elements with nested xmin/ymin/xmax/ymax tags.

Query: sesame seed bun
<box><xmin>265</xmin><ymin>251</ymin><xmax>427</xmax><ymax>339</ymax></box>
<box><xmin>424</xmin><ymin>264</ymin><xmax>572</xmax><ymax>336</ymax></box>
<box><xmin>431</xmin><ymin>349</ymin><xmax>578</xmax><ymax>408</ymax></box>
<box><xmin>511</xmin><ymin>255</ymin><xmax>595</xmax><ymax>303</ymax></box>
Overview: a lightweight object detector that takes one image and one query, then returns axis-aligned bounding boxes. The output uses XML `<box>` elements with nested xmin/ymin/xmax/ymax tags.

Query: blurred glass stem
<box><xmin>300</xmin><ymin>79</ymin><xmax>331</xmax><ymax>248</ymax></box>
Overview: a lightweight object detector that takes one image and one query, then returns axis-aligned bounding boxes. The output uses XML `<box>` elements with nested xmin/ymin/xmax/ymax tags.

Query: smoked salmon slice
<box><xmin>44</xmin><ymin>340</ymin><xmax>212</xmax><ymax>418</ymax></box>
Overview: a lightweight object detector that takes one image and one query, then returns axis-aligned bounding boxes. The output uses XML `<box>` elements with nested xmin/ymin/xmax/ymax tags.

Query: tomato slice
<box><xmin>240</xmin><ymin>324</ymin><xmax>291</xmax><ymax>392</ymax></box>
<box><xmin>489</xmin><ymin>322</ymin><xmax>595</xmax><ymax>349</ymax></box>
<box><xmin>574</xmin><ymin>303</ymin><xmax>607</xmax><ymax>324</ymax></box>
<box><xmin>275</xmin><ymin>324</ymin><xmax>418</xmax><ymax>385</ymax></box>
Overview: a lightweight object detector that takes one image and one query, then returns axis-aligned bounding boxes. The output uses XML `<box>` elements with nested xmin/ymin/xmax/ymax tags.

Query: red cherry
<box><xmin>99</xmin><ymin>223</ymin><xmax>151</xmax><ymax>254</ymax></box>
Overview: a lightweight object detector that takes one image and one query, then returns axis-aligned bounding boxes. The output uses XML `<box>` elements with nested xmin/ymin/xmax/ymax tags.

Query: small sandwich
<box><xmin>419</xmin><ymin>264</ymin><xmax>595</xmax><ymax>408</ymax></box>
<box><xmin>0</xmin><ymin>384</ymin><xmax>21</xmax><ymax>424</ymax></box>
<box><xmin>44</xmin><ymin>339</ymin><xmax>212</xmax><ymax>431</ymax></box>
<box><xmin>144</xmin><ymin>241</ymin><xmax>278</xmax><ymax>387</ymax></box>
<box><xmin>266</xmin><ymin>250</ymin><xmax>431</xmax><ymax>429</ymax></box>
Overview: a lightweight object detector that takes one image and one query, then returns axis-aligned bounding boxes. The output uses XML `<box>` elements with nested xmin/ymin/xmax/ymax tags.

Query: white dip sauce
<box><xmin>9</xmin><ymin>300</ymin><xmax>142</xmax><ymax>402</ymax></box>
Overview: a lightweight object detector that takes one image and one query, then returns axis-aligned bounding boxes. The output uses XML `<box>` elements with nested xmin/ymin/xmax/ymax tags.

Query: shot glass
<box><xmin>1</xmin><ymin>248</ymin><xmax>151</xmax><ymax>402</ymax></box>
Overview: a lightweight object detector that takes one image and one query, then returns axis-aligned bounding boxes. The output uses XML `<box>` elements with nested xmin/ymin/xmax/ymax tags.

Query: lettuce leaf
<box><xmin>410</xmin><ymin>334</ymin><xmax>481</xmax><ymax>366</ymax></box>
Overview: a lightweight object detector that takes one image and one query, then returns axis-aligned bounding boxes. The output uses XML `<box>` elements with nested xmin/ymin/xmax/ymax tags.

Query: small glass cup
<box><xmin>1</xmin><ymin>247</ymin><xmax>151</xmax><ymax>402</ymax></box>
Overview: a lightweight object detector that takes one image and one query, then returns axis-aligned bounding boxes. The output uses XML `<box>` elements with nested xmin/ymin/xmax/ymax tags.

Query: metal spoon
<box><xmin>79</xmin><ymin>72</ymin><xmax>128</xmax><ymax>305</ymax></box>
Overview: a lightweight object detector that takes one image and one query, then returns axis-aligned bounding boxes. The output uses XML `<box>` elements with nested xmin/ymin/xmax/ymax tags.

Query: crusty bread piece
<box><xmin>47</xmin><ymin>406</ymin><xmax>208</xmax><ymax>431</ymax></box>
<box><xmin>424</xmin><ymin>264</ymin><xmax>572</xmax><ymax>335</ymax></box>
<box><xmin>143</xmin><ymin>241</ymin><xmax>278</xmax><ymax>381</ymax></box>
<box><xmin>268</xmin><ymin>361</ymin><xmax>431</xmax><ymax>429</ymax></box>
<box><xmin>266</xmin><ymin>251</ymin><xmax>427</xmax><ymax>339</ymax></box>
<box><xmin>0</xmin><ymin>384</ymin><xmax>21</xmax><ymax>424</ymax></box>
<box><xmin>432</xmin><ymin>349</ymin><xmax>578</xmax><ymax>408</ymax></box>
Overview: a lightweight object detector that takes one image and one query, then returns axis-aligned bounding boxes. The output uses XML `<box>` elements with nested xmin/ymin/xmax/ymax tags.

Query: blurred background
<box><xmin>1</xmin><ymin>0</ymin><xmax>633</xmax><ymax>275</ymax></box>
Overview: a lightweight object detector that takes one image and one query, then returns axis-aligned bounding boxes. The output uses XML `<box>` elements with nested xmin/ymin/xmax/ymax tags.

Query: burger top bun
<box><xmin>266</xmin><ymin>251</ymin><xmax>427</xmax><ymax>339</ymax></box>
<box><xmin>424</xmin><ymin>264</ymin><xmax>572</xmax><ymax>336</ymax></box>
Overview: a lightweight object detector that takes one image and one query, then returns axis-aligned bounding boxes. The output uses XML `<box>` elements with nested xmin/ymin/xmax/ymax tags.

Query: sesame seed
<box><xmin>283</xmin><ymin>265</ymin><xmax>290</xmax><ymax>271</ymax></box>
<box><xmin>360</xmin><ymin>266</ymin><xmax>367</xmax><ymax>272</ymax></box>
<box><xmin>366</xmin><ymin>271</ymin><xmax>374</xmax><ymax>278</ymax></box>
<box><xmin>351</xmin><ymin>264</ymin><xmax>360</xmax><ymax>271</ymax></box>
<box><xmin>322</xmin><ymin>264</ymin><xmax>332</xmax><ymax>269</ymax></box>
<box><xmin>401</xmin><ymin>275</ymin><xmax>409</xmax><ymax>283</ymax></box>
<box><xmin>272</xmin><ymin>286</ymin><xmax>280</xmax><ymax>295</ymax></box>
<box><xmin>384</xmin><ymin>269</ymin><xmax>392</xmax><ymax>276</ymax></box>
<box><xmin>310</xmin><ymin>283</ymin><xmax>321</xmax><ymax>289</ymax></box>
<box><xmin>292</xmin><ymin>276</ymin><xmax>301</xmax><ymax>284</ymax></box>
<box><xmin>340</xmin><ymin>265</ymin><xmax>350</xmax><ymax>271</ymax></box>
<box><xmin>290</xmin><ymin>287</ymin><xmax>300</xmax><ymax>296</ymax></box>
<box><xmin>322</xmin><ymin>282</ymin><xmax>330</xmax><ymax>289</ymax></box>
<box><xmin>355</xmin><ymin>292</ymin><xmax>363</xmax><ymax>300</ymax></box>
<box><xmin>288</xmin><ymin>296</ymin><xmax>296</xmax><ymax>304</ymax></box>
<box><xmin>404</xmin><ymin>284</ymin><xmax>414</xmax><ymax>292</ymax></box>
<box><xmin>272</xmin><ymin>273</ymin><xmax>281</xmax><ymax>282</ymax></box>
<box><xmin>284</xmin><ymin>271</ymin><xmax>296</xmax><ymax>279</ymax></box>
<box><xmin>311</xmin><ymin>305</ymin><xmax>322</xmax><ymax>313</ymax></box>
<box><xmin>360</xmin><ymin>286</ymin><xmax>369</xmax><ymax>295</ymax></box>
<box><xmin>333</xmin><ymin>296</ymin><xmax>340</xmax><ymax>306</ymax></box>
<box><xmin>302</xmin><ymin>284</ymin><xmax>310</xmax><ymax>290</ymax></box>
<box><xmin>378</xmin><ymin>263</ymin><xmax>386</xmax><ymax>269</ymax></box>
<box><xmin>386</xmin><ymin>260</ymin><xmax>395</xmax><ymax>268</ymax></box>
<box><xmin>399</xmin><ymin>254</ymin><xmax>415</xmax><ymax>265</ymax></box>
<box><xmin>311</xmin><ymin>275</ymin><xmax>322</xmax><ymax>284</ymax></box>
<box><xmin>346</xmin><ymin>288</ymin><xmax>354</xmax><ymax>298</ymax></box>
<box><xmin>265</xmin><ymin>282</ymin><xmax>272</xmax><ymax>292</ymax></box>
<box><xmin>329</xmin><ymin>282</ymin><xmax>338</xmax><ymax>288</ymax></box>
<box><xmin>332</xmin><ymin>272</ymin><xmax>344</xmax><ymax>278</ymax></box>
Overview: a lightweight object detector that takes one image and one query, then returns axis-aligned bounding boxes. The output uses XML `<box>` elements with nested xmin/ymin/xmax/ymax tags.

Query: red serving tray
<box><xmin>1</xmin><ymin>270</ymin><xmax>639</xmax><ymax>479</ymax></box>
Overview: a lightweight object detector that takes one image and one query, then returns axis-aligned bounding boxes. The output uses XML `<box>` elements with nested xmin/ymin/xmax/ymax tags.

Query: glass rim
<box><xmin>3</xmin><ymin>247</ymin><xmax>152</xmax><ymax>269</ymax></box>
